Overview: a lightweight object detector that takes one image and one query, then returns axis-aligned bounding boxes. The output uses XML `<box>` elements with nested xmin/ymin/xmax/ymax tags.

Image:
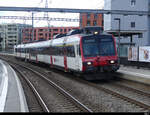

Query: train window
<box><xmin>51</xmin><ymin>46</ymin><xmax>54</xmax><ymax>55</ymax></box>
<box><xmin>82</xmin><ymin>35</ymin><xmax>115</xmax><ymax>57</ymax></box>
<box><xmin>50</xmin><ymin>45</ymin><xmax>75</xmax><ymax>56</ymax></box>
<box><xmin>83</xmin><ymin>42</ymin><xmax>99</xmax><ymax>57</ymax></box>
<box><xmin>52</xmin><ymin>46</ymin><xmax>57</xmax><ymax>55</ymax></box>
<box><xmin>49</xmin><ymin>46</ymin><xmax>52</xmax><ymax>55</ymax></box>
<box><xmin>26</xmin><ymin>48</ymin><xmax>29</xmax><ymax>53</ymax></box>
<box><xmin>43</xmin><ymin>47</ymin><xmax>48</xmax><ymax>55</ymax></box>
<box><xmin>44</xmin><ymin>47</ymin><xmax>50</xmax><ymax>55</ymax></box>
<box><xmin>25</xmin><ymin>48</ymin><xmax>27</xmax><ymax>53</ymax></box>
<box><xmin>99</xmin><ymin>36</ymin><xmax>115</xmax><ymax>56</ymax></box>
<box><xmin>70</xmin><ymin>46</ymin><xmax>75</xmax><ymax>57</ymax></box>
<box><xmin>57</xmin><ymin>46</ymin><xmax>64</xmax><ymax>56</ymax></box>
<box><xmin>77</xmin><ymin>45</ymin><xmax>81</xmax><ymax>56</ymax></box>
<box><xmin>60</xmin><ymin>47</ymin><xmax>64</xmax><ymax>56</ymax></box>
<box><xmin>17</xmin><ymin>48</ymin><xmax>19</xmax><ymax>53</ymax></box>
<box><xmin>66</xmin><ymin>46</ymin><xmax>75</xmax><ymax>57</ymax></box>
<box><xmin>37</xmin><ymin>48</ymin><xmax>40</xmax><ymax>54</ymax></box>
<box><xmin>21</xmin><ymin>48</ymin><xmax>25</xmax><ymax>53</ymax></box>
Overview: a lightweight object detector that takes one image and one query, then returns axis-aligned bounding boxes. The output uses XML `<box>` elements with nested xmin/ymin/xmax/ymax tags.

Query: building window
<box><xmin>87</xmin><ymin>13</ymin><xmax>91</xmax><ymax>19</ymax></box>
<box><xmin>87</xmin><ymin>20</ymin><xmax>90</xmax><ymax>26</ymax></box>
<box><xmin>39</xmin><ymin>29</ymin><xmax>43</xmax><ymax>32</ymax></box>
<box><xmin>138</xmin><ymin>33</ymin><xmax>143</xmax><ymax>38</ymax></box>
<box><xmin>131</xmin><ymin>0</ymin><xmax>136</xmax><ymax>6</ymax></box>
<box><xmin>93</xmin><ymin>21</ymin><xmax>97</xmax><ymax>26</ymax></box>
<box><xmin>53</xmin><ymin>29</ymin><xmax>58</xmax><ymax>32</ymax></box>
<box><xmin>94</xmin><ymin>14</ymin><xmax>97</xmax><ymax>19</ymax></box>
<box><xmin>131</xmin><ymin>22</ymin><xmax>135</xmax><ymax>28</ymax></box>
<box><xmin>53</xmin><ymin>33</ymin><xmax>57</xmax><ymax>36</ymax></box>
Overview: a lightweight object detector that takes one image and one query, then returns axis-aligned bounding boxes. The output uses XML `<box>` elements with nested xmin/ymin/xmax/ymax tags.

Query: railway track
<box><xmin>1</xmin><ymin>57</ymin><xmax>93</xmax><ymax>112</ymax></box>
<box><xmin>83</xmin><ymin>80</ymin><xmax>150</xmax><ymax>111</ymax></box>
<box><xmin>12</xmin><ymin>65</ymin><xmax>49</xmax><ymax>112</ymax></box>
<box><xmin>27</xmin><ymin>61</ymin><xmax>150</xmax><ymax>111</ymax></box>
<box><xmin>99</xmin><ymin>81</ymin><xmax>150</xmax><ymax>108</ymax></box>
<box><xmin>1</xmin><ymin>54</ymin><xmax>150</xmax><ymax>112</ymax></box>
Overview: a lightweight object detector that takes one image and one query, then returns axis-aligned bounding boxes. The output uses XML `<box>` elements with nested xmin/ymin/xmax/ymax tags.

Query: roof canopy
<box><xmin>105</xmin><ymin>30</ymin><xmax>146</xmax><ymax>37</ymax></box>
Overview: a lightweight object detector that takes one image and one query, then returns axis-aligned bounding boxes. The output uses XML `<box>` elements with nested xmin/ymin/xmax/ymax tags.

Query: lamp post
<box><xmin>114</xmin><ymin>18</ymin><xmax>121</xmax><ymax>65</ymax></box>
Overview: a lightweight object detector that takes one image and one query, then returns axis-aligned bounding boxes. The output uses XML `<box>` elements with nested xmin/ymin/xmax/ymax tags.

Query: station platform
<box><xmin>0</xmin><ymin>59</ymin><xmax>28</xmax><ymax>112</ymax></box>
<box><xmin>116</xmin><ymin>65</ymin><xmax>150</xmax><ymax>85</ymax></box>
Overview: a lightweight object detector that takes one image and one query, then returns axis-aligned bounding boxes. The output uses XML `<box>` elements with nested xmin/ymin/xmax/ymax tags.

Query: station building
<box><xmin>104</xmin><ymin>0</ymin><xmax>150</xmax><ymax>58</ymax></box>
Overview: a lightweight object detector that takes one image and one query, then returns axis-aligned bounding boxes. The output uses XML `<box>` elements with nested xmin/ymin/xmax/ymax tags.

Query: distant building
<box><xmin>0</xmin><ymin>23</ymin><xmax>31</xmax><ymax>51</ymax></box>
<box><xmin>22</xmin><ymin>26</ymin><xmax>79</xmax><ymax>43</ymax></box>
<box><xmin>104</xmin><ymin>0</ymin><xmax>150</xmax><ymax>57</ymax></box>
<box><xmin>79</xmin><ymin>13</ymin><xmax>103</xmax><ymax>28</ymax></box>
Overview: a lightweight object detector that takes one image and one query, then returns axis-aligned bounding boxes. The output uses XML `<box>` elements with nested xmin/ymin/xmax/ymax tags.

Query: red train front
<box><xmin>79</xmin><ymin>34</ymin><xmax>119</xmax><ymax>79</ymax></box>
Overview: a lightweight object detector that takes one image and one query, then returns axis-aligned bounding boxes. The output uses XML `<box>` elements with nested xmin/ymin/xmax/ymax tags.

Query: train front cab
<box><xmin>79</xmin><ymin>34</ymin><xmax>120</xmax><ymax>80</ymax></box>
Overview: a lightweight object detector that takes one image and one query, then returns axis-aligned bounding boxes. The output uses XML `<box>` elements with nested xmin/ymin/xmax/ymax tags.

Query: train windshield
<box><xmin>82</xmin><ymin>35</ymin><xmax>116</xmax><ymax>57</ymax></box>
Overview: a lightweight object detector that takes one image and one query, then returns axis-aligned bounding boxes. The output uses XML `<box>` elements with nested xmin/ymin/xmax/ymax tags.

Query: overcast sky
<box><xmin>0</xmin><ymin>0</ymin><xmax>104</xmax><ymax>27</ymax></box>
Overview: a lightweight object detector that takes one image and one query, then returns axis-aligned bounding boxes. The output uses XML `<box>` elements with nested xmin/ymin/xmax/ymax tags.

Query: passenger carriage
<box><xmin>14</xmin><ymin>27</ymin><xmax>119</xmax><ymax>80</ymax></box>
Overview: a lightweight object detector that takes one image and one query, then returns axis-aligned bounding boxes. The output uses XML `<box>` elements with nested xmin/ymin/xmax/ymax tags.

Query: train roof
<box><xmin>79</xmin><ymin>32</ymin><xmax>112</xmax><ymax>38</ymax></box>
<box><xmin>15</xmin><ymin>31</ymin><xmax>113</xmax><ymax>49</ymax></box>
<box><xmin>15</xmin><ymin>40</ymin><xmax>51</xmax><ymax>49</ymax></box>
<box><xmin>15</xmin><ymin>44</ymin><xmax>26</xmax><ymax>48</ymax></box>
<box><xmin>25</xmin><ymin>40</ymin><xmax>51</xmax><ymax>48</ymax></box>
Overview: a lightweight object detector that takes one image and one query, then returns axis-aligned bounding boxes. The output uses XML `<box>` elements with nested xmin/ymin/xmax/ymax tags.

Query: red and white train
<box><xmin>14</xmin><ymin>27</ymin><xmax>119</xmax><ymax>80</ymax></box>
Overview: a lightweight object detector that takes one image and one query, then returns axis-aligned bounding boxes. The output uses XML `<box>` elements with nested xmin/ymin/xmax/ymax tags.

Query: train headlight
<box><xmin>87</xmin><ymin>62</ymin><xmax>92</xmax><ymax>65</ymax></box>
<box><xmin>110</xmin><ymin>60</ymin><xmax>115</xmax><ymax>64</ymax></box>
<box><xmin>94</xmin><ymin>31</ymin><xmax>98</xmax><ymax>34</ymax></box>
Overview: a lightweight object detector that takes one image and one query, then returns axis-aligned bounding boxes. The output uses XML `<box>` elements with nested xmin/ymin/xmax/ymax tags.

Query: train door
<box><xmin>64</xmin><ymin>46</ymin><xmax>68</xmax><ymax>72</ymax></box>
<box><xmin>25</xmin><ymin>48</ymin><xmax>28</xmax><ymax>61</ymax></box>
<box><xmin>25</xmin><ymin>48</ymin><xmax>27</xmax><ymax>59</ymax></box>
<box><xmin>75</xmin><ymin>44</ymin><xmax>80</xmax><ymax>71</ymax></box>
<box><xmin>50</xmin><ymin>55</ymin><xmax>53</xmax><ymax>67</ymax></box>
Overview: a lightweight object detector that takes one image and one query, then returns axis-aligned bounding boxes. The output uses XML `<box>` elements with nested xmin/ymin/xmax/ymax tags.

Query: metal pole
<box><xmin>32</xmin><ymin>12</ymin><xmax>34</xmax><ymax>42</ymax></box>
<box><xmin>4</xmin><ymin>29</ymin><xmax>6</xmax><ymax>52</ymax></box>
<box><xmin>118</xmin><ymin>19</ymin><xmax>121</xmax><ymax>65</ymax></box>
<box><xmin>20</xmin><ymin>27</ymin><xmax>22</xmax><ymax>44</ymax></box>
<box><xmin>114</xmin><ymin>18</ymin><xmax>121</xmax><ymax>65</ymax></box>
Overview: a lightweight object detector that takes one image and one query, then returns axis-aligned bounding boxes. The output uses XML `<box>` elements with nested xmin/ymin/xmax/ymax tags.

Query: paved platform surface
<box><xmin>0</xmin><ymin>59</ymin><xmax>28</xmax><ymax>112</ymax></box>
<box><xmin>116</xmin><ymin>65</ymin><xmax>150</xmax><ymax>85</ymax></box>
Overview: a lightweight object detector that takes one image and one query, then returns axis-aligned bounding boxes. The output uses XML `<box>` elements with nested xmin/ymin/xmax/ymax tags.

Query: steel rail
<box><xmin>20</xmin><ymin>63</ymin><xmax>93</xmax><ymax>112</ymax></box>
<box><xmin>112</xmin><ymin>82</ymin><xmax>150</xmax><ymax>98</ymax></box>
<box><xmin>11</xmin><ymin>64</ymin><xmax>50</xmax><ymax>112</ymax></box>
<box><xmin>84</xmin><ymin>81</ymin><xmax>150</xmax><ymax>111</ymax></box>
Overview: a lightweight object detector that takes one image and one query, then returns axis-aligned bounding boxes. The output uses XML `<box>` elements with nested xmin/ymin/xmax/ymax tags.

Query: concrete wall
<box><xmin>111</xmin><ymin>0</ymin><xmax>148</xmax><ymax>11</ymax></box>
